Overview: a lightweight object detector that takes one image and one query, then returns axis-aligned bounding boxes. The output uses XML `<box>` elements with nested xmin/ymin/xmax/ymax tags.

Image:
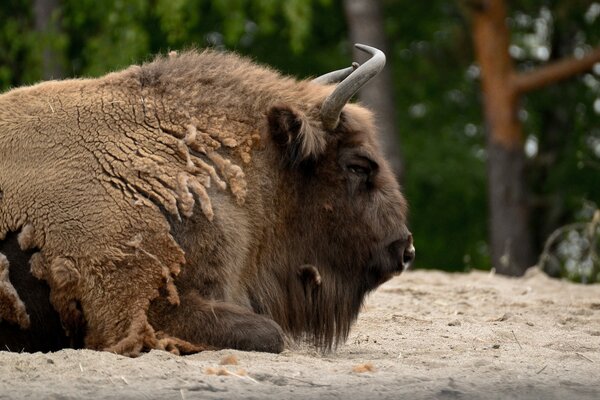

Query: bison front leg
<box><xmin>149</xmin><ymin>291</ymin><xmax>285</xmax><ymax>353</ymax></box>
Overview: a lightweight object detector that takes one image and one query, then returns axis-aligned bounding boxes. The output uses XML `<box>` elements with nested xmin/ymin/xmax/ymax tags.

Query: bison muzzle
<box><xmin>0</xmin><ymin>44</ymin><xmax>414</xmax><ymax>355</ymax></box>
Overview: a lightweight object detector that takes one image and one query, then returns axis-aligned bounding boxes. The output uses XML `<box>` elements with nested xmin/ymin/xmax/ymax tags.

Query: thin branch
<box><xmin>536</xmin><ymin>365</ymin><xmax>547</xmax><ymax>374</ymax></box>
<box><xmin>511</xmin><ymin>330</ymin><xmax>523</xmax><ymax>351</ymax></box>
<box><xmin>512</xmin><ymin>46</ymin><xmax>600</xmax><ymax>94</ymax></box>
<box><xmin>575</xmin><ymin>352</ymin><xmax>594</xmax><ymax>363</ymax></box>
<box><xmin>537</xmin><ymin>222</ymin><xmax>587</xmax><ymax>269</ymax></box>
<box><xmin>537</xmin><ymin>210</ymin><xmax>600</xmax><ymax>282</ymax></box>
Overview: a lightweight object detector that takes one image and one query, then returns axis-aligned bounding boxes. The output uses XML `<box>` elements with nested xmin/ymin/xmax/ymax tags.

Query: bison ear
<box><xmin>267</xmin><ymin>105</ymin><xmax>326</xmax><ymax>167</ymax></box>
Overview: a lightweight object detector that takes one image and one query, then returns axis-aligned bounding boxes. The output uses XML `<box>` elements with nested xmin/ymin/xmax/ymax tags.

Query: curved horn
<box><xmin>313</xmin><ymin>62</ymin><xmax>360</xmax><ymax>84</ymax></box>
<box><xmin>320</xmin><ymin>44</ymin><xmax>386</xmax><ymax>130</ymax></box>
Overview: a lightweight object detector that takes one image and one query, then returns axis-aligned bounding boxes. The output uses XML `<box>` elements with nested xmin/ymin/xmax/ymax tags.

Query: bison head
<box><xmin>258</xmin><ymin>44</ymin><xmax>415</xmax><ymax>349</ymax></box>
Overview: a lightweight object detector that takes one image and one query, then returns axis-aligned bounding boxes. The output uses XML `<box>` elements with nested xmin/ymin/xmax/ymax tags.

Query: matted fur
<box><xmin>0</xmin><ymin>252</ymin><xmax>30</xmax><ymax>329</ymax></box>
<box><xmin>0</xmin><ymin>49</ymin><xmax>410</xmax><ymax>354</ymax></box>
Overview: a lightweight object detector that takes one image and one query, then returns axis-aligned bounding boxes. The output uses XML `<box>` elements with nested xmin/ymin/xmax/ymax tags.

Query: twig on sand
<box><xmin>121</xmin><ymin>376</ymin><xmax>129</xmax><ymax>385</ymax></box>
<box><xmin>536</xmin><ymin>365</ymin><xmax>547</xmax><ymax>374</ymax></box>
<box><xmin>230</xmin><ymin>371</ymin><xmax>259</xmax><ymax>384</ymax></box>
<box><xmin>205</xmin><ymin>366</ymin><xmax>259</xmax><ymax>383</ymax></box>
<box><xmin>511</xmin><ymin>330</ymin><xmax>523</xmax><ymax>350</ymax></box>
<box><xmin>575</xmin><ymin>353</ymin><xmax>594</xmax><ymax>363</ymax></box>
<box><xmin>284</xmin><ymin>376</ymin><xmax>332</xmax><ymax>387</ymax></box>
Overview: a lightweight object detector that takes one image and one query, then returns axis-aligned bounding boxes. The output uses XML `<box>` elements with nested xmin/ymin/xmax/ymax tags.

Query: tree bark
<box><xmin>34</xmin><ymin>0</ymin><xmax>63</xmax><ymax>80</ymax></box>
<box><xmin>342</xmin><ymin>0</ymin><xmax>404</xmax><ymax>182</ymax></box>
<box><xmin>471</xmin><ymin>0</ymin><xmax>534</xmax><ymax>275</ymax></box>
<box><xmin>485</xmin><ymin>141</ymin><xmax>534</xmax><ymax>275</ymax></box>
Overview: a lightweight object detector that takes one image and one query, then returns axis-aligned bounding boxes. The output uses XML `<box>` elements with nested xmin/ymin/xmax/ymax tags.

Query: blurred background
<box><xmin>1</xmin><ymin>0</ymin><xmax>599</xmax><ymax>281</ymax></box>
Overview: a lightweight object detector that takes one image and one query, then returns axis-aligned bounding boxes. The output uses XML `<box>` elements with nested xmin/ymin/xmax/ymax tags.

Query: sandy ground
<box><xmin>1</xmin><ymin>268</ymin><xmax>599</xmax><ymax>400</ymax></box>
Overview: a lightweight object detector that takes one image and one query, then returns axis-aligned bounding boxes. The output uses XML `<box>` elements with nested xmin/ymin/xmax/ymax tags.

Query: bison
<box><xmin>0</xmin><ymin>44</ymin><xmax>414</xmax><ymax>355</ymax></box>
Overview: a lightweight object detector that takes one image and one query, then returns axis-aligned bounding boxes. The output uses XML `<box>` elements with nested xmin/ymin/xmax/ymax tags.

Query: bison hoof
<box><xmin>229</xmin><ymin>317</ymin><xmax>284</xmax><ymax>353</ymax></box>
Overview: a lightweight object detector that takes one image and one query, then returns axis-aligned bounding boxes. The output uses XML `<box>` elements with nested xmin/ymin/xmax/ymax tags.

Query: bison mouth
<box><xmin>366</xmin><ymin>235</ymin><xmax>415</xmax><ymax>288</ymax></box>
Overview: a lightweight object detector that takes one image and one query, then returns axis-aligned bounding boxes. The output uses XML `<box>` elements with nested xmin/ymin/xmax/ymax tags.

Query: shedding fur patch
<box><xmin>17</xmin><ymin>224</ymin><xmax>36</xmax><ymax>251</ymax></box>
<box><xmin>49</xmin><ymin>257</ymin><xmax>80</xmax><ymax>290</ymax></box>
<box><xmin>0</xmin><ymin>252</ymin><xmax>30</xmax><ymax>329</ymax></box>
<box><xmin>46</xmin><ymin>256</ymin><xmax>84</xmax><ymax>336</ymax></box>
<box><xmin>109</xmin><ymin>112</ymin><xmax>249</xmax><ymax>222</ymax></box>
<box><xmin>127</xmin><ymin>233</ymin><xmax>180</xmax><ymax>306</ymax></box>
<box><xmin>29</xmin><ymin>252</ymin><xmax>46</xmax><ymax>280</ymax></box>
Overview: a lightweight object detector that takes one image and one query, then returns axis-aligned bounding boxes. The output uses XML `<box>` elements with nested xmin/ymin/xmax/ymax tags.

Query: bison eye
<box><xmin>347</xmin><ymin>164</ymin><xmax>371</xmax><ymax>176</ymax></box>
<box><xmin>345</xmin><ymin>156</ymin><xmax>377</xmax><ymax>192</ymax></box>
<box><xmin>340</xmin><ymin>153</ymin><xmax>378</xmax><ymax>193</ymax></box>
<box><xmin>346</xmin><ymin>155</ymin><xmax>376</xmax><ymax>177</ymax></box>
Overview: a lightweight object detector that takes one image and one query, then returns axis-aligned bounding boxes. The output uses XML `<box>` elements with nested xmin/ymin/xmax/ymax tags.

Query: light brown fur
<box><xmin>0</xmin><ymin>252</ymin><xmax>30</xmax><ymax>329</ymax></box>
<box><xmin>0</xmin><ymin>49</ymin><xmax>411</xmax><ymax>354</ymax></box>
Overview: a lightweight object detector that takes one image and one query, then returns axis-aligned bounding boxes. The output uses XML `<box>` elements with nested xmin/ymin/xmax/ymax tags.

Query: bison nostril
<box><xmin>402</xmin><ymin>244</ymin><xmax>415</xmax><ymax>269</ymax></box>
<box><xmin>399</xmin><ymin>234</ymin><xmax>415</xmax><ymax>270</ymax></box>
<box><xmin>388</xmin><ymin>234</ymin><xmax>415</xmax><ymax>272</ymax></box>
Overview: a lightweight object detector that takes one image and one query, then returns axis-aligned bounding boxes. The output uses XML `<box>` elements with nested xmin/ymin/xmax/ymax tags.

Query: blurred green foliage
<box><xmin>0</xmin><ymin>0</ymin><xmax>598</xmax><ymax>274</ymax></box>
<box><xmin>0</xmin><ymin>0</ymin><xmax>38</xmax><ymax>85</ymax></box>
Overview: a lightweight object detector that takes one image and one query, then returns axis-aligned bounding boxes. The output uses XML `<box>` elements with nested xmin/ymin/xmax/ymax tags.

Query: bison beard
<box><xmin>0</xmin><ymin>45</ymin><xmax>414</xmax><ymax>355</ymax></box>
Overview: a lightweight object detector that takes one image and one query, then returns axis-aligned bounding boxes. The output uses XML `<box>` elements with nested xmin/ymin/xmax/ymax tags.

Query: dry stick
<box><xmin>536</xmin><ymin>365</ymin><xmax>547</xmax><ymax>374</ymax></box>
<box><xmin>538</xmin><ymin>222</ymin><xmax>587</xmax><ymax>269</ymax></box>
<box><xmin>576</xmin><ymin>353</ymin><xmax>594</xmax><ymax>363</ymax></box>
<box><xmin>284</xmin><ymin>376</ymin><xmax>332</xmax><ymax>387</ymax></box>
<box><xmin>228</xmin><ymin>371</ymin><xmax>259</xmax><ymax>384</ymax></box>
<box><xmin>538</xmin><ymin>210</ymin><xmax>600</xmax><ymax>273</ymax></box>
<box><xmin>511</xmin><ymin>330</ymin><xmax>523</xmax><ymax>350</ymax></box>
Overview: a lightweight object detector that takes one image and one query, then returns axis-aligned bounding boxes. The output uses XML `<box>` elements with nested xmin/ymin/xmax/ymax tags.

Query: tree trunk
<box><xmin>486</xmin><ymin>141</ymin><xmax>534</xmax><ymax>275</ymax></box>
<box><xmin>470</xmin><ymin>0</ymin><xmax>600</xmax><ymax>275</ymax></box>
<box><xmin>342</xmin><ymin>0</ymin><xmax>404</xmax><ymax>182</ymax></box>
<box><xmin>471</xmin><ymin>0</ymin><xmax>534</xmax><ymax>275</ymax></box>
<box><xmin>34</xmin><ymin>0</ymin><xmax>63</xmax><ymax>80</ymax></box>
